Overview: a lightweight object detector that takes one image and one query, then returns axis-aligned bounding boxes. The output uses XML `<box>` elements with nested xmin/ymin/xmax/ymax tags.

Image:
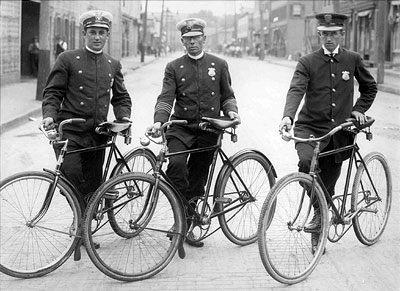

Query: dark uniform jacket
<box><xmin>153</xmin><ymin>52</ymin><xmax>238</xmax><ymax>145</ymax></box>
<box><xmin>283</xmin><ymin>47</ymin><xmax>377</xmax><ymax>160</ymax></box>
<box><xmin>42</xmin><ymin>48</ymin><xmax>131</xmax><ymax>145</ymax></box>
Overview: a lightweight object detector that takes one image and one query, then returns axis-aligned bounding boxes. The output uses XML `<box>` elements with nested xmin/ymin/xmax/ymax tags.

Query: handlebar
<box><xmin>281</xmin><ymin>117</ymin><xmax>375</xmax><ymax>143</ymax></box>
<box><xmin>40</xmin><ymin>118</ymin><xmax>86</xmax><ymax>141</ymax></box>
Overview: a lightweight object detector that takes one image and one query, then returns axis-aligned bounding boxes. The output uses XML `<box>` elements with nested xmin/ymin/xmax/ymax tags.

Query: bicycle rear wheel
<box><xmin>0</xmin><ymin>171</ymin><xmax>81</xmax><ymax>278</ymax></box>
<box><xmin>351</xmin><ymin>152</ymin><xmax>392</xmax><ymax>245</ymax></box>
<box><xmin>215</xmin><ymin>151</ymin><xmax>275</xmax><ymax>245</ymax></box>
<box><xmin>83</xmin><ymin>172</ymin><xmax>184</xmax><ymax>281</ymax></box>
<box><xmin>110</xmin><ymin>147</ymin><xmax>156</xmax><ymax>176</ymax></box>
<box><xmin>258</xmin><ymin>173</ymin><xmax>328</xmax><ymax>284</ymax></box>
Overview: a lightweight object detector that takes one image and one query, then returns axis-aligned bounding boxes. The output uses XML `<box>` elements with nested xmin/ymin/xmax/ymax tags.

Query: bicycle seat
<box><xmin>201</xmin><ymin>117</ymin><xmax>240</xmax><ymax>129</ymax></box>
<box><xmin>97</xmin><ymin>121</ymin><xmax>131</xmax><ymax>133</ymax></box>
<box><xmin>346</xmin><ymin>116</ymin><xmax>375</xmax><ymax>130</ymax></box>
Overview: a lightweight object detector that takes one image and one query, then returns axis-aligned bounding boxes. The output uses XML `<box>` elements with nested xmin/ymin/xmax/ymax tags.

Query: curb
<box><xmin>0</xmin><ymin>108</ymin><xmax>42</xmax><ymax>135</ymax></box>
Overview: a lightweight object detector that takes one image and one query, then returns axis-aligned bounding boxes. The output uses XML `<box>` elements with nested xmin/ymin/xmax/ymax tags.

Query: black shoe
<box><xmin>185</xmin><ymin>233</ymin><xmax>204</xmax><ymax>248</ymax></box>
<box><xmin>304</xmin><ymin>210</ymin><xmax>321</xmax><ymax>233</ymax></box>
<box><xmin>311</xmin><ymin>233</ymin><xmax>326</xmax><ymax>255</ymax></box>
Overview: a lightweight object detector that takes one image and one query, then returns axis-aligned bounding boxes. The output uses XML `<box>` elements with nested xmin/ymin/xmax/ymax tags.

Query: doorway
<box><xmin>21</xmin><ymin>0</ymin><xmax>40</xmax><ymax>77</ymax></box>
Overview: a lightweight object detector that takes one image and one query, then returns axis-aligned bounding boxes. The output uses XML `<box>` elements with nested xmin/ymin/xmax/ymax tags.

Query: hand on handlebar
<box><xmin>146</xmin><ymin>122</ymin><xmax>162</xmax><ymax>138</ymax></box>
<box><xmin>39</xmin><ymin>117</ymin><xmax>55</xmax><ymax>130</ymax></box>
<box><xmin>279</xmin><ymin>116</ymin><xmax>292</xmax><ymax>141</ymax></box>
<box><xmin>351</xmin><ymin>111</ymin><xmax>366</xmax><ymax>126</ymax></box>
<box><xmin>228</xmin><ymin>111</ymin><xmax>241</xmax><ymax>125</ymax></box>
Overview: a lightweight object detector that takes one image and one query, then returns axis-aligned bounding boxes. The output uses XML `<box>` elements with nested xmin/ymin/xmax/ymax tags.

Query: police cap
<box><xmin>315</xmin><ymin>13</ymin><xmax>347</xmax><ymax>31</ymax></box>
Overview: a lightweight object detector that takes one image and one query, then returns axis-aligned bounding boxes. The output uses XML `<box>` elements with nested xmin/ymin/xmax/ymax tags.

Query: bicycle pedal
<box><xmin>103</xmin><ymin>191</ymin><xmax>119</xmax><ymax>200</ymax></box>
<box><xmin>215</xmin><ymin>197</ymin><xmax>232</xmax><ymax>204</ymax></box>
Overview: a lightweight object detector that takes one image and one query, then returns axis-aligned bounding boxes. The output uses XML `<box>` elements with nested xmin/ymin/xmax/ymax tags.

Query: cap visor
<box><xmin>86</xmin><ymin>24</ymin><xmax>110</xmax><ymax>29</ymax></box>
<box><xmin>317</xmin><ymin>25</ymin><xmax>343</xmax><ymax>31</ymax></box>
<box><xmin>182</xmin><ymin>31</ymin><xmax>203</xmax><ymax>37</ymax></box>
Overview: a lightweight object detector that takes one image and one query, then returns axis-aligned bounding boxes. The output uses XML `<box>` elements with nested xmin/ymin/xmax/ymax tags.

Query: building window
<box><xmin>292</xmin><ymin>4</ymin><xmax>302</xmax><ymax>16</ymax></box>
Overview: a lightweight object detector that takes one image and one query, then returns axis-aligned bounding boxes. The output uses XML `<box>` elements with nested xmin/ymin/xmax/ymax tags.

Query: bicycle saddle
<box><xmin>201</xmin><ymin>117</ymin><xmax>240</xmax><ymax>129</ymax></box>
<box><xmin>97</xmin><ymin>121</ymin><xmax>131</xmax><ymax>133</ymax></box>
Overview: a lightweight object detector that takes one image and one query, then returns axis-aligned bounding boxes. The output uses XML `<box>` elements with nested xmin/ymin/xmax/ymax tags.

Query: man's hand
<box><xmin>39</xmin><ymin>117</ymin><xmax>55</xmax><ymax>130</ymax></box>
<box><xmin>351</xmin><ymin>111</ymin><xmax>366</xmax><ymax>125</ymax></box>
<box><xmin>146</xmin><ymin>122</ymin><xmax>162</xmax><ymax>138</ymax></box>
<box><xmin>228</xmin><ymin>111</ymin><xmax>241</xmax><ymax>124</ymax></box>
<box><xmin>279</xmin><ymin>116</ymin><xmax>292</xmax><ymax>134</ymax></box>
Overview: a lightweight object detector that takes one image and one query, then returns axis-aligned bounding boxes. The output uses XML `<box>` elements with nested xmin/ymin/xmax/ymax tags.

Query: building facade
<box><xmin>1</xmin><ymin>0</ymin><xmax>141</xmax><ymax>85</ymax></box>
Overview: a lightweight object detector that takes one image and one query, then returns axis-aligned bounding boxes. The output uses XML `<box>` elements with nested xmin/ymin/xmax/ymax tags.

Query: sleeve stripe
<box><xmin>155</xmin><ymin>102</ymin><xmax>172</xmax><ymax>114</ymax></box>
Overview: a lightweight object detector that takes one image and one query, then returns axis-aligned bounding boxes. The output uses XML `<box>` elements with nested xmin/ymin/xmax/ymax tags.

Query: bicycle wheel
<box><xmin>0</xmin><ymin>171</ymin><xmax>81</xmax><ymax>278</ymax></box>
<box><xmin>215</xmin><ymin>151</ymin><xmax>275</xmax><ymax>245</ymax></box>
<box><xmin>351</xmin><ymin>152</ymin><xmax>392</xmax><ymax>245</ymax></box>
<box><xmin>83</xmin><ymin>172</ymin><xmax>185</xmax><ymax>282</ymax></box>
<box><xmin>110</xmin><ymin>147</ymin><xmax>156</xmax><ymax>176</ymax></box>
<box><xmin>258</xmin><ymin>172</ymin><xmax>329</xmax><ymax>284</ymax></box>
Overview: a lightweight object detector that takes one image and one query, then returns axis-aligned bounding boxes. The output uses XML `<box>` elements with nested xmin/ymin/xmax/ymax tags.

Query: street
<box><xmin>0</xmin><ymin>53</ymin><xmax>399</xmax><ymax>291</ymax></box>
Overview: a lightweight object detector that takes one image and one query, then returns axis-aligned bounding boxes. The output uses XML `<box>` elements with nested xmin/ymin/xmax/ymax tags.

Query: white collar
<box><xmin>85</xmin><ymin>45</ymin><xmax>102</xmax><ymax>54</ymax></box>
<box><xmin>322</xmin><ymin>44</ymin><xmax>339</xmax><ymax>56</ymax></box>
<box><xmin>188</xmin><ymin>51</ymin><xmax>204</xmax><ymax>60</ymax></box>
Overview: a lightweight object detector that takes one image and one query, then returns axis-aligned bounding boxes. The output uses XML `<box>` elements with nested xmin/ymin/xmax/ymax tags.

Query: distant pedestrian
<box><xmin>55</xmin><ymin>35</ymin><xmax>68</xmax><ymax>59</ymax></box>
<box><xmin>28</xmin><ymin>36</ymin><xmax>40</xmax><ymax>77</ymax></box>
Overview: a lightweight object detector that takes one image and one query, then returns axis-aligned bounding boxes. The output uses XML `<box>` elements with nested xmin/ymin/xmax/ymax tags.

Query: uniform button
<box><xmin>79</xmin><ymin>86</ymin><xmax>83</xmax><ymax>90</ymax></box>
<box><xmin>105</xmin><ymin>104</ymin><xmax>108</xmax><ymax>107</ymax></box>
<box><xmin>109</xmin><ymin>74</ymin><xmax>112</xmax><ymax>77</ymax></box>
<box><xmin>211</xmin><ymin>92</ymin><xmax>215</xmax><ymax>96</ymax></box>
<box><xmin>330</xmin><ymin>59</ymin><xmax>334</xmax><ymax>63</ymax></box>
<box><xmin>78</xmin><ymin>70</ymin><xmax>83</xmax><ymax>74</ymax></box>
<box><xmin>181</xmin><ymin>78</ymin><xmax>186</xmax><ymax>82</ymax></box>
<box><xmin>80</xmin><ymin>102</ymin><xmax>84</xmax><ymax>106</ymax></box>
<box><xmin>211</xmin><ymin>77</ymin><xmax>215</xmax><ymax>81</ymax></box>
<box><xmin>184</xmin><ymin>107</ymin><xmax>188</xmax><ymax>111</ymax></box>
<box><xmin>180</xmin><ymin>65</ymin><xmax>184</xmax><ymax>68</ymax></box>
<box><xmin>76</xmin><ymin>56</ymin><xmax>80</xmax><ymax>59</ymax></box>
<box><xmin>331</xmin><ymin>73</ymin><xmax>335</xmax><ymax>77</ymax></box>
<box><xmin>211</xmin><ymin>107</ymin><xmax>215</xmax><ymax>111</ymax></box>
<box><xmin>182</xmin><ymin>92</ymin><xmax>186</xmax><ymax>96</ymax></box>
<box><xmin>211</xmin><ymin>62</ymin><xmax>215</xmax><ymax>66</ymax></box>
<box><xmin>108</xmin><ymin>60</ymin><xmax>112</xmax><ymax>63</ymax></box>
<box><xmin>332</xmin><ymin>88</ymin><xmax>336</xmax><ymax>92</ymax></box>
<box><xmin>331</xmin><ymin>119</ymin><xmax>335</xmax><ymax>122</ymax></box>
<box><xmin>107</xmin><ymin>89</ymin><xmax>110</xmax><ymax>92</ymax></box>
<box><xmin>332</xmin><ymin>103</ymin><xmax>336</xmax><ymax>107</ymax></box>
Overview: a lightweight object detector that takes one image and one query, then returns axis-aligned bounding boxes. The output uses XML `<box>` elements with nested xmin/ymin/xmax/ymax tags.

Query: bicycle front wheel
<box><xmin>258</xmin><ymin>173</ymin><xmax>328</xmax><ymax>284</ymax></box>
<box><xmin>215</xmin><ymin>151</ymin><xmax>275</xmax><ymax>245</ymax></box>
<box><xmin>83</xmin><ymin>172</ymin><xmax>185</xmax><ymax>282</ymax></box>
<box><xmin>351</xmin><ymin>152</ymin><xmax>392</xmax><ymax>245</ymax></box>
<box><xmin>0</xmin><ymin>171</ymin><xmax>81</xmax><ymax>278</ymax></box>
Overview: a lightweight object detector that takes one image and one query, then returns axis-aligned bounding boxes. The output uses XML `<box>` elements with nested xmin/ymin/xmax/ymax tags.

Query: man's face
<box><xmin>318</xmin><ymin>29</ymin><xmax>344</xmax><ymax>52</ymax></box>
<box><xmin>181</xmin><ymin>35</ymin><xmax>206</xmax><ymax>56</ymax></box>
<box><xmin>83</xmin><ymin>27</ymin><xmax>109</xmax><ymax>51</ymax></box>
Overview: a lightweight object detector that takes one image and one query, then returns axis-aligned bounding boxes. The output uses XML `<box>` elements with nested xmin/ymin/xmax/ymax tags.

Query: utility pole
<box><xmin>259</xmin><ymin>1</ymin><xmax>265</xmax><ymax>60</ymax></box>
<box><xmin>376</xmin><ymin>0</ymin><xmax>386</xmax><ymax>84</ymax></box>
<box><xmin>140</xmin><ymin>0</ymin><xmax>148</xmax><ymax>63</ymax></box>
<box><xmin>36</xmin><ymin>0</ymin><xmax>51</xmax><ymax>100</ymax></box>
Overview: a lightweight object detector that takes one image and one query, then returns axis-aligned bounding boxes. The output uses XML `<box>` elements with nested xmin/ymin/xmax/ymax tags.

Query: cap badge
<box><xmin>324</xmin><ymin>14</ymin><xmax>332</xmax><ymax>24</ymax></box>
<box><xmin>342</xmin><ymin>71</ymin><xmax>350</xmax><ymax>81</ymax></box>
<box><xmin>208</xmin><ymin>68</ymin><xmax>216</xmax><ymax>77</ymax></box>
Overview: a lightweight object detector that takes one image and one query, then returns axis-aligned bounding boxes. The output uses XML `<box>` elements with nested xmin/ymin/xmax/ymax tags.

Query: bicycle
<box><xmin>83</xmin><ymin>117</ymin><xmax>277</xmax><ymax>281</ymax></box>
<box><xmin>258</xmin><ymin>117</ymin><xmax>392</xmax><ymax>284</ymax></box>
<box><xmin>0</xmin><ymin>118</ymin><xmax>156</xmax><ymax>278</ymax></box>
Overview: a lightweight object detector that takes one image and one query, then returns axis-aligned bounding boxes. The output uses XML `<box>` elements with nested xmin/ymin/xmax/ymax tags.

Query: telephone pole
<box><xmin>376</xmin><ymin>0</ymin><xmax>386</xmax><ymax>84</ymax></box>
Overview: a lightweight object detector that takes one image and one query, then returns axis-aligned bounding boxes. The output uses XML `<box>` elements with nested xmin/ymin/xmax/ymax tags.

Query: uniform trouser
<box><xmin>53</xmin><ymin>139</ymin><xmax>105</xmax><ymax>204</ymax></box>
<box><xmin>296</xmin><ymin>138</ymin><xmax>342</xmax><ymax>212</ymax></box>
<box><xmin>166</xmin><ymin>136</ymin><xmax>217</xmax><ymax>218</ymax></box>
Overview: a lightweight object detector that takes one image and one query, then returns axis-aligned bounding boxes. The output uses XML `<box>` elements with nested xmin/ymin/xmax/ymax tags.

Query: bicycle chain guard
<box><xmin>186</xmin><ymin>197</ymin><xmax>212</xmax><ymax>242</ymax></box>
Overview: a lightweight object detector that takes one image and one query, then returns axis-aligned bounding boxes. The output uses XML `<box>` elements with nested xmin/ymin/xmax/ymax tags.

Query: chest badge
<box><xmin>208</xmin><ymin>67</ymin><xmax>216</xmax><ymax>77</ymax></box>
<box><xmin>342</xmin><ymin>71</ymin><xmax>350</xmax><ymax>81</ymax></box>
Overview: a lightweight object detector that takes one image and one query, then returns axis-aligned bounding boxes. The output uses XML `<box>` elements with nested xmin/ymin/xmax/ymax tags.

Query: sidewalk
<box><xmin>1</xmin><ymin>53</ymin><xmax>398</xmax><ymax>134</ymax></box>
<box><xmin>0</xmin><ymin>54</ymin><xmax>156</xmax><ymax>134</ymax></box>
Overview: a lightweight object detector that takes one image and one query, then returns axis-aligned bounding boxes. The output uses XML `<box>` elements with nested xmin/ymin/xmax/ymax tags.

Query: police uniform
<box><xmin>282</xmin><ymin>13</ymin><xmax>377</xmax><ymax>196</ymax></box>
<box><xmin>42</xmin><ymin>10</ymin><xmax>131</xmax><ymax>201</ymax></box>
<box><xmin>153</xmin><ymin>18</ymin><xmax>238</xmax><ymax>204</ymax></box>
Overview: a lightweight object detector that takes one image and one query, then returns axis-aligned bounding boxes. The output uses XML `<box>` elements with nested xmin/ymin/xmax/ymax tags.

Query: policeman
<box><xmin>279</xmin><ymin>13</ymin><xmax>377</xmax><ymax>254</ymax></box>
<box><xmin>40</xmin><ymin>10</ymin><xmax>132</xmax><ymax>205</ymax></box>
<box><xmin>147</xmin><ymin>18</ymin><xmax>241</xmax><ymax>248</ymax></box>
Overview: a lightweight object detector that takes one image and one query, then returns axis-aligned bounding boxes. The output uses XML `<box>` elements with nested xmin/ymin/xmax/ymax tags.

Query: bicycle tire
<box><xmin>258</xmin><ymin>172</ymin><xmax>329</xmax><ymax>284</ymax></box>
<box><xmin>0</xmin><ymin>171</ymin><xmax>81</xmax><ymax>278</ymax></box>
<box><xmin>83</xmin><ymin>172</ymin><xmax>185</xmax><ymax>282</ymax></box>
<box><xmin>351</xmin><ymin>152</ymin><xmax>392</xmax><ymax>246</ymax></box>
<box><xmin>110</xmin><ymin>147</ymin><xmax>157</xmax><ymax>176</ymax></box>
<box><xmin>108</xmin><ymin>148</ymin><xmax>157</xmax><ymax>236</ymax></box>
<box><xmin>215</xmin><ymin>151</ymin><xmax>275</xmax><ymax>245</ymax></box>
